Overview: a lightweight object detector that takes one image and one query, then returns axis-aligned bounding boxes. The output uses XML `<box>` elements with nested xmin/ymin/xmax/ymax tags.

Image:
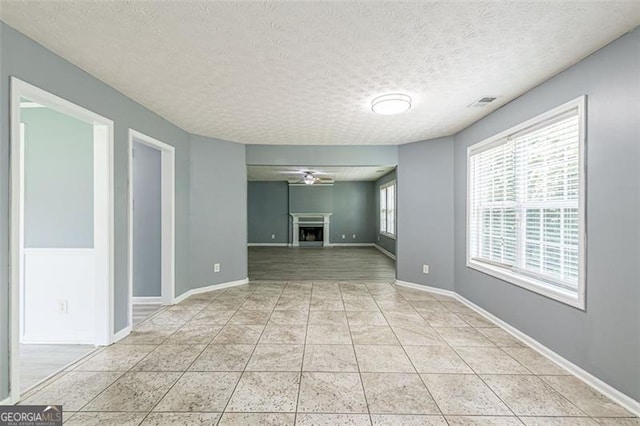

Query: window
<box><xmin>380</xmin><ymin>181</ymin><xmax>396</xmax><ymax>237</ymax></box>
<box><xmin>467</xmin><ymin>97</ymin><xmax>586</xmax><ymax>309</ymax></box>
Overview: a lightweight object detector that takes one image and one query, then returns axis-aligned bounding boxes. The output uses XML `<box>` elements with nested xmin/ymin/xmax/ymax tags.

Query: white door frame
<box><xmin>9</xmin><ymin>77</ymin><xmax>115</xmax><ymax>403</ymax></box>
<box><xmin>127</xmin><ymin>129</ymin><xmax>175</xmax><ymax>327</ymax></box>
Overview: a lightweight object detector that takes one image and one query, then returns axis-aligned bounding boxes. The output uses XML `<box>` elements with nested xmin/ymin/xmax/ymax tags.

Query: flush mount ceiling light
<box><xmin>371</xmin><ymin>93</ymin><xmax>412</xmax><ymax>115</ymax></box>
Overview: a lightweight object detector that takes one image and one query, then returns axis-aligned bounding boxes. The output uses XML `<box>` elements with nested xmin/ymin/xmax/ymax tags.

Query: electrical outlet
<box><xmin>271</xmin><ymin>234</ymin><xmax>276</xmax><ymax>239</ymax></box>
<box><xmin>57</xmin><ymin>300</ymin><xmax>68</xmax><ymax>314</ymax></box>
<box><xmin>352</xmin><ymin>234</ymin><xmax>356</xmax><ymax>239</ymax></box>
<box><xmin>342</xmin><ymin>234</ymin><xmax>346</xmax><ymax>239</ymax></box>
<box><xmin>423</xmin><ymin>264</ymin><xmax>430</xmax><ymax>274</ymax></box>
<box><xmin>214</xmin><ymin>263</ymin><xmax>221</xmax><ymax>272</ymax></box>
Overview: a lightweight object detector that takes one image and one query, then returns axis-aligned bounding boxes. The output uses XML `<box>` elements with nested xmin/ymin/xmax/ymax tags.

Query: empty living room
<box><xmin>0</xmin><ymin>1</ymin><xmax>639</xmax><ymax>425</ymax></box>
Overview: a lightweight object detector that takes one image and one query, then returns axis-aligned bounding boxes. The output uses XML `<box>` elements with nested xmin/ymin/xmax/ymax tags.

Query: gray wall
<box><xmin>248</xmin><ymin>181</ymin><xmax>289</xmax><ymax>244</ymax></box>
<box><xmin>452</xmin><ymin>28</ymin><xmax>640</xmax><ymax>400</ymax></box>
<box><xmin>289</xmin><ymin>185</ymin><xmax>333</xmax><ymax>214</ymax></box>
<box><xmin>132</xmin><ymin>141</ymin><xmax>161</xmax><ymax>298</ymax></box>
<box><xmin>22</xmin><ymin>106</ymin><xmax>94</xmax><ymax>248</ymax></box>
<box><xmin>190</xmin><ymin>135</ymin><xmax>248</xmax><ymax>288</ymax></box>
<box><xmin>331</xmin><ymin>182</ymin><xmax>376</xmax><ymax>244</ymax></box>
<box><xmin>246</xmin><ymin>144</ymin><xmax>397</xmax><ymax>166</ymax></box>
<box><xmin>374</xmin><ymin>170</ymin><xmax>397</xmax><ymax>255</ymax></box>
<box><xmin>397</xmin><ymin>137</ymin><xmax>455</xmax><ymax>290</ymax></box>
<box><xmin>0</xmin><ymin>21</ymin><xmax>192</xmax><ymax>400</ymax></box>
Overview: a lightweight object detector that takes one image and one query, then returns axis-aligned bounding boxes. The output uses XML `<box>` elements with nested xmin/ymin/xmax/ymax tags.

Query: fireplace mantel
<box><xmin>290</xmin><ymin>213</ymin><xmax>332</xmax><ymax>247</ymax></box>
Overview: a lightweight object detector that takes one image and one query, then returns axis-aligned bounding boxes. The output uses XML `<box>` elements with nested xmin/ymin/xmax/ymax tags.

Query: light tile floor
<box><xmin>17</xmin><ymin>280</ymin><xmax>638</xmax><ymax>425</ymax></box>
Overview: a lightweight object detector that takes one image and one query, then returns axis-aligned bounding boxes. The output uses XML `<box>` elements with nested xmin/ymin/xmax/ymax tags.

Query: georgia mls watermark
<box><xmin>0</xmin><ymin>405</ymin><xmax>62</xmax><ymax>426</ymax></box>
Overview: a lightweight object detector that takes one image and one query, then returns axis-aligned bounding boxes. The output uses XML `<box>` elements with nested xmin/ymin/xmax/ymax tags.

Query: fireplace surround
<box><xmin>290</xmin><ymin>213</ymin><xmax>332</xmax><ymax>247</ymax></box>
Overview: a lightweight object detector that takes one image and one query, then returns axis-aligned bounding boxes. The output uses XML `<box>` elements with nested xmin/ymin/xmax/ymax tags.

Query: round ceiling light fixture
<box><xmin>371</xmin><ymin>93</ymin><xmax>412</xmax><ymax>115</ymax></box>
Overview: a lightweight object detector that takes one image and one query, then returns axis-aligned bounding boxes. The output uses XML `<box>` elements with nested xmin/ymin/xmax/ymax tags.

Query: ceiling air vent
<box><xmin>468</xmin><ymin>96</ymin><xmax>497</xmax><ymax>108</ymax></box>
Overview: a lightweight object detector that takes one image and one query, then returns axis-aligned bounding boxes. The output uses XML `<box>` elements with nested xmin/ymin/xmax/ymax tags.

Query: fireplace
<box><xmin>290</xmin><ymin>213</ymin><xmax>332</xmax><ymax>247</ymax></box>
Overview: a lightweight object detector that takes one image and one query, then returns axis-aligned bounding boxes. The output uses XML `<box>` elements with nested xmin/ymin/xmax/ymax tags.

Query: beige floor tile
<box><xmin>481</xmin><ymin>374</ymin><xmax>585</xmax><ymax>416</ymax></box>
<box><xmin>218</xmin><ymin>413</ymin><xmax>295</xmax><ymax>425</ymax></box>
<box><xmin>259</xmin><ymin>324</ymin><xmax>307</xmax><ymax>344</ymax></box>
<box><xmin>205</xmin><ymin>299</ymin><xmax>245</xmax><ymax>311</ymax></box>
<box><xmin>362</xmin><ymin>372</ymin><xmax>440</xmax><ymax>414</ymax></box>
<box><xmin>593</xmin><ymin>419</ymin><xmax>640</xmax><ymax>425</ymax></box>
<box><xmin>404</xmin><ymin>346</ymin><xmax>473</xmax><ymax>374</ymax></box>
<box><xmin>269</xmin><ymin>310</ymin><xmax>309</xmax><ymax>325</ymax></box>
<box><xmin>354</xmin><ymin>345</ymin><xmax>415</xmax><ymax>373</ymax></box>
<box><xmin>132</xmin><ymin>344</ymin><xmax>205</xmax><ymax>371</ymax></box>
<box><xmin>377</xmin><ymin>300</ymin><xmax>414</xmax><ymax>312</ymax></box>
<box><xmin>453</xmin><ymin>347</ymin><xmax>530</xmax><ymax>375</ymax></box>
<box><xmin>440</xmin><ymin>301</ymin><xmax>474</xmax><ymax>313</ymax></box>
<box><xmin>343</xmin><ymin>297</ymin><xmax>380</xmax><ymax>311</ymax></box>
<box><xmin>350</xmin><ymin>325</ymin><xmax>399</xmax><ymax>345</ymax></box>
<box><xmin>519</xmin><ymin>417</ymin><xmax>597</xmax><ymax>425</ymax></box>
<box><xmin>73</xmin><ymin>344</ymin><xmax>157</xmax><ymax>371</ymax></box>
<box><xmin>372</xmin><ymin>414</ymin><xmax>447</xmax><ymax>425</ymax></box>
<box><xmin>309</xmin><ymin>310</ymin><xmax>349</xmax><ymax>325</ymax></box>
<box><xmin>296</xmin><ymin>413</ymin><xmax>372</xmax><ymax>425</ymax></box>
<box><xmin>118</xmin><ymin>323</ymin><xmax>181</xmax><ymax>345</ymax></box>
<box><xmin>501</xmin><ymin>348</ymin><xmax>568</xmax><ymax>375</ymax></box>
<box><xmin>20</xmin><ymin>371</ymin><xmax>123</xmax><ymax>411</ymax></box>
<box><xmin>83</xmin><ymin>372</ymin><xmax>181</xmax><ymax>412</ymax></box>
<box><xmin>306</xmin><ymin>324</ymin><xmax>352</xmax><ymax>344</ymax></box>
<box><xmin>148</xmin><ymin>308</ymin><xmax>196</xmax><ymax>325</ymax></box>
<box><xmin>411</xmin><ymin>301</ymin><xmax>450</xmax><ymax>312</ymax></box>
<box><xmin>347</xmin><ymin>311</ymin><xmax>388</xmax><ymax>326</ymax></box>
<box><xmin>392</xmin><ymin>325</ymin><xmax>447</xmax><ymax>346</ymax></box>
<box><xmin>421</xmin><ymin>374</ymin><xmax>512</xmax><ymax>416</ymax></box>
<box><xmin>228</xmin><ymin>309</ymin><xmax>272</xmax><ymax>325</ymax></box>
<box><xmin>166</xmin><ymin>323</ymin><xmax>223</xmax><ymax>344</ymax></box>
<box><xmin>154</xmin><ymin>372</ymin><xmax>241</xmax><ymax>412</ymax></box>
<box><xmin>477</xmin><ymin>328</ymin><xmax>526</xmax><ymax>348</ymax></box>
<box><xmin>189</xmin><ymin>309</ymin><xmax>236</xmax><ymax>324</ymax></box>
<box><xmin>303</xmin><ymin>344</ymin><xmax>359</xmax><ymax>372</ymax></box>
<box><xmin>65</xmin><ymin>412</ymin><xmax>147</xmax><ymax>425</ymax></box>
<box><xmin>141</xmin><ymin>412</ymin><xmax>222</xmax><ymax>425</ymax></box>
<box><xmin>189</xmin><ymin>344</ymin><xmax>254</xmax><ymax>371</ymax></box>
<box><xmin>226</xmin><ymin>372</ymin><xmax>300</xmax><ymax>412</ymax></box>
<box><xmin>275</xmin><ymin>297</ymin><xmax>310</xmax><ymax>311</ymax></box>
<box><xmin>245</xmin><ymin>344</ymin><xmax>304</xmax><ymax>371</ymax></box>
<box><xmin>456</xmin><ymin>311</ymin><xmax>496</xmax><ymax>327</ymax></box>
<box><xmin>434</xmin><ymin>327</ymin><xmax>495</xmax><ymax>347</ymax></box>
<box><xmin>310</xmin><ymin>298</ymin><xmax>345</xmax><ymax>311</ymax></box>
<box><xmin>297</xmin><ymin>372</ymin><xmax>367</xmax><ymax>413</ymax></box>
<box><xmin>419</xmin><ymin>311</ymin><xmax>470</xmax><ymax>327</ymax></box>
<box><xmin>445</xmin><ymin>416</ymin><xmax>524</xmax><ymax>425</ymax></box>
<box><xmin>211</xmin><ymin>324</ymin><xmax>265</xmax><ymax>344</ymax></box>
<box><xmin>540</xmin><ymin>375</ymin><xmax>633</xmax><ymax>417</ymax></box>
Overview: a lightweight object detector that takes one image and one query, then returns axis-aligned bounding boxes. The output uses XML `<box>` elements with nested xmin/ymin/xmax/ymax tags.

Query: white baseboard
<box><xmin>174</xmin><ymin>278</ymin><xmax>249</xmax><ymax>304</ymax></box>
<box><xmin>374</xmin><ymin>244</ymin><xmax>396</xmax><ymax>260</ymax></box>
<box><xmin>330</xmin><ymin>243</ymin><xmax>375</xmax><ymax>247</ymax></box>
<box><xmin>0</xmin><ymin>397</ymin><xmax>11</xmax><ymax>405</ymax></box>
<box><xmin>112</xmin><ymin>325</ymin><xmax>132</xmax><ymax>343</ymax></box>
<box><xmin>394</xmin><ymin>279</ymin><xmax>640</xmax><ymax>417</ymax></box>
<box><xmin>248</xmin><ymin>243</ymin><xmax>288</xmax><ymax>247</ymax></box>
<box><xmin>131</xmin><ymin>297</ymin><xmax>162</xmax><ymax>304</ymax></box>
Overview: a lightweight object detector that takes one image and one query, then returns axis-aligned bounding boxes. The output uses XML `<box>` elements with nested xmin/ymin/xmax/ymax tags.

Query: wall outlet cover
<box><xmin>271</xmin><ymin>234</ymin><xmax>276</xmax><ymax>239</ymax></box>
<box><xmin>352</xmin><ymin>234</ymin><xmax>356</xmax><ymax>239</ymax></box>
<box><xmin>214</xmin><ymin>263</ymin><xmax>221</xmax><ymax>272</ymax></box>
<box><xmin>342</xmin><ymin>234</ymin><xmax>346</xmax><ymax>239</ymax></box>
<box><xmin>423</xmin><ymin>264</ymin><xmax>430</xmax><ymax>274</ymax></box>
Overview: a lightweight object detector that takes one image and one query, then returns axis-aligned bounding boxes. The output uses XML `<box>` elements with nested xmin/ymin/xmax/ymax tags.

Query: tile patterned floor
<box><xmin>18</xmin><ymin>280</ymin><xmax>638</xmax><ymax>425</ymax></box>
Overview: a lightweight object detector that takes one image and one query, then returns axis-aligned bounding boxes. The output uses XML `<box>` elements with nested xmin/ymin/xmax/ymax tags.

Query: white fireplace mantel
<box><xmin>290</xmin><ymin>213</ymin><xmax>332</xmax><ymax>247</ymax></box>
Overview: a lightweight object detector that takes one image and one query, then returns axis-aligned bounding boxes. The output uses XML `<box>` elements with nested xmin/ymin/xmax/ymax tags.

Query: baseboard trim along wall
<box><xmin>112</xmin><ymin>325</ymin><xmax>132</xmax><ymax>343</ymax></box>
<box><xmin>374</xmin><ymin>244</ymin><xmax>396</xmax><ymax>260</ymax></box>
<box><xmin>131</xmin><ymin>297</ymin><xmax>162</xmax><ymax>304</ymax></box>
<box><xmin>330</xmin><ymin>243</ymin><xmax>375</xmax><ymax>247</ymax></box>
<box><xmin>394</xmin><ymin>279</ymin><xmax>640</xmax><ymax>417</ymax></box>
<box><xmin>174</xmin><ymin>278</ymin><xmax>250</xmax><ymax>304</ymax></box>
<box><xmin>247</xmin><ymin>243</ymin><xmax>289</xmax><ymax>247</ymax></box>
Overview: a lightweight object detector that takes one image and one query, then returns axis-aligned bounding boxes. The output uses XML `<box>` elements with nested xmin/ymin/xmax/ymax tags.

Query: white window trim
<box><xmin>380</xmin><ymin>180</ymin><xmax>396</xmax><ymax>239</ymax></box>
<box><xmin>466</xmin><ymin>96</ymin><xmax>587</xmax><ymax>310</ymax></box>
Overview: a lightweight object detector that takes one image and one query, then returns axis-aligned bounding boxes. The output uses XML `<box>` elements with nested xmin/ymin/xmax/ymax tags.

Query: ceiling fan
<box><xmin>288</xmin><ymin>170</ymin><xmax>333</xmax><ymax>185</ymax></box>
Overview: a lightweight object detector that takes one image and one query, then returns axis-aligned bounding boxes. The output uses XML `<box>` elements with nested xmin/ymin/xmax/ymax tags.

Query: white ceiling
<box><xmin>247</xmin><ymin>166</ymin><xmax>395</xmax><ymax>182</ymax></box>
<box><xmin>1</xmin><ymin>2</ymin><xmax>639</xmax><ymax>145</ymax></box>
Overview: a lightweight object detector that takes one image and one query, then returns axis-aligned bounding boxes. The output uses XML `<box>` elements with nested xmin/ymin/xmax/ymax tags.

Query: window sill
<box><xmin>466</xmin><ymin>259</ymin><xmax>585</xmax><ymax>310</ymax></box>
<box><xmin>379</xmin><ymin>232</ymin><xmax>396</xmax><ymax>240</ymax></box>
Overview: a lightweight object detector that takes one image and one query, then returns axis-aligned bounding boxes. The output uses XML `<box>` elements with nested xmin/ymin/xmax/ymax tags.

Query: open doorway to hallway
<box><xmin>9</xmin><ymin>78</ymin><xmax>114</xmax><ymax>400</ymax></box>
<box><xmin>127</xmin><ymin>130</ymin><xmax>176</xmax><ymax>328</ymax></box>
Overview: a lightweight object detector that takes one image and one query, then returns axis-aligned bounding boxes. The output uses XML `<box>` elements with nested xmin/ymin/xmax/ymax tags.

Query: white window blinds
<box><xmin>468</xmin><ymin>98</ymin><xmax>584</xmax><ymax>301</ymax></box>
<box><xmin>380</xmin><ymin>181</ymin><xmax>396</xmax><ymax>236</ymax></box>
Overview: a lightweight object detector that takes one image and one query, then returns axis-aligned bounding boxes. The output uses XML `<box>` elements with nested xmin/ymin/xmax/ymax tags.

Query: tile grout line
<box><xmin>293</xmin><ymin>281</ymin><xmax>314</xmax><ymax>424</ymax></box>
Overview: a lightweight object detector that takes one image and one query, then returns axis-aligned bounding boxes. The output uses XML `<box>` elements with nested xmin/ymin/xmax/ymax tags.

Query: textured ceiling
<box><xmin>1</xmin><ymin>2</ymin><xmax>639</xmax><ymax>145</ymax></box>
<box><xmin>247</xmin><ymin>165</ymin><xmax>395</xmax><ymax>182</ymax></box>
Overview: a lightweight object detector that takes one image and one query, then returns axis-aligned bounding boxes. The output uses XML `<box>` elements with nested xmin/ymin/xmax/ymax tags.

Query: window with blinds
<box><xmin>467</xmin><ymin>97</ymin><xmax>586</xmax><ymax>309</ymax></box>
<box><xmin>380</xmin><ymin>181</ymin><xmax>396</xmax><ymax>237</ymax></box>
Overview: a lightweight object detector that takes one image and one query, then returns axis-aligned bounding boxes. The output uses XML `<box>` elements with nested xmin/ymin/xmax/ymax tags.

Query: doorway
<box><xmin>127</xmin><ymin>130</ymin><xmax>175</xmax><ymax>328</ymax></box>
<box><xmin>9</xmin><ymin>78</ymin><xmax>114</xmax><ymax>402</ymax></box>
